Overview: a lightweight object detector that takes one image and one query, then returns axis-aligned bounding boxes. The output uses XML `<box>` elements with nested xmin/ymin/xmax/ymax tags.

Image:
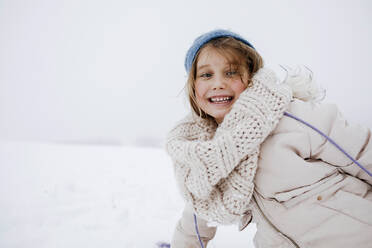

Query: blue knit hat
<box><xmin>184</xmin><ymin>29</ymin><xmax>255</xmax><ymax>73</ymax></box>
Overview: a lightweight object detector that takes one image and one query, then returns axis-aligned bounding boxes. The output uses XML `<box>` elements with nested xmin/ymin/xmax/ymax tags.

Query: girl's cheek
<box><xmin>233</xmin><ymin>79</ymin><xmax>248</xmax><ymax>90</ymax></box>
<box><xmin>195</xmin><ymin>82</ymin><xmax>207</xmax><ymax>98</ymax></box>
<box><xmin>195</xmin><ymin>91</ymin><xmax>206</xmax><ymax>106</ymax></box>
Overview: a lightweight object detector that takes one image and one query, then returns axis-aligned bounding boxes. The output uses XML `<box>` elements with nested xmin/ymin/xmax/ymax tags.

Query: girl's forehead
<box><xmin>197</xmin><ymin>47</ymin><xmax>229</xmax><ymax>66</ymax></box>
<box><xmin>198</xmin><ymin>47</ymin><xmax>220</xmax><ymax>59</ymax></box>
<box><xmin>196</xmin><ymin>46</ymin><xmax>242</xmax><ymax>68</ymax></box>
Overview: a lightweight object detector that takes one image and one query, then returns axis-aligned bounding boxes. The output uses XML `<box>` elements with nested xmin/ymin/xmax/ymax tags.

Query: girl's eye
<box><xmin>200</xmin><ymin>73</ymin><xmax>212</xmax><ymax>78</ymax></box>
<box><xmin>226</xmin><ymin>71</ymin><xmax>238</xmax><ymax>77</ymax></box>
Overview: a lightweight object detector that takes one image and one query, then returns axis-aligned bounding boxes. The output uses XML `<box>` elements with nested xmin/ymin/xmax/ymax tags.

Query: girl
<box><xmin>166</xmin><ymin>29</ymin><xmax>372</xmax><ymax>248</ymax></box>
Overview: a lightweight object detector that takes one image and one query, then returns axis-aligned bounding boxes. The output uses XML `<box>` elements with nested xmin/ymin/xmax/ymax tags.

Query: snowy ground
<box><xmin>0</xmin><ymin>141</ymin><xmax>256</xmax><ymax>248</ymax></box>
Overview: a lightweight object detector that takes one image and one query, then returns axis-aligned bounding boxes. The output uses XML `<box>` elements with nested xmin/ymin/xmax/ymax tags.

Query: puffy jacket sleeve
<box><xmin>300</xmin><ymin>102</ymin><xmax>372</xmax><ymax>185</ymax></box>
<box><xmin>166</xmin><ymin>68</ymin><xmax>292</xmax><ymax>200</ymax></box>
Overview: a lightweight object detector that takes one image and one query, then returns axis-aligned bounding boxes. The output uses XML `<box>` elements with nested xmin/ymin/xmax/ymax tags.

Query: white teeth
<box><xmin>210</xmin><ymin>97</ymin><xmax>232</xmax><ymax>102</ymax></box>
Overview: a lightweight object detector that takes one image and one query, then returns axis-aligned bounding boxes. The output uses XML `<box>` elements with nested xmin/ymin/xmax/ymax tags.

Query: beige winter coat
<box><xmin>252</xmin><ymin>99</ymin><xmax>372</xmax><ymax>247</ymax></box>
<box><xmin>172</xmin><ymin>99</ymin><xmax>372</xmax><ymax>247</ymax></box>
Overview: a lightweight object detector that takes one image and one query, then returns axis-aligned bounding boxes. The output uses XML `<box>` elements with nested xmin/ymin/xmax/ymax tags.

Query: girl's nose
<box><xmin>212</xmin><ymin>77</ymin><xmax>227</xmax><ymax>90</ymax></box>
<box><xmin>213</xmin><ymin>85</ymin><xmax>225</xmax><ymax>90</ymax></box>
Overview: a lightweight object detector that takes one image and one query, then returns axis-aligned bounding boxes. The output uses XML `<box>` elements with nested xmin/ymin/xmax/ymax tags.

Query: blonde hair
<box><xmin>186</xmin><ymin>37</ymin><xmax>264</xmax><ymax>120</ymax></box>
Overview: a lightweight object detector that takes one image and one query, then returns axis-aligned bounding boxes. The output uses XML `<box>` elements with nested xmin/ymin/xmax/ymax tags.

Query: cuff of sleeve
<box><xmin>185</xmin><ymin>142</ymin><xmax>214</xmax><ymax>198</ymax></box>
<box><xmin>216</xmin><ymin>134</ymin><xmax>239</xmax><ymax>177</ymax></box>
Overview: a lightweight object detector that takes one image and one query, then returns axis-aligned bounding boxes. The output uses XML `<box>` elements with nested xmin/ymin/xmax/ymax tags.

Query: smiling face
<box><xmin>194</xmin><ymin>46</ymin><xmax>249</xmax><ymax>124</ymax></box>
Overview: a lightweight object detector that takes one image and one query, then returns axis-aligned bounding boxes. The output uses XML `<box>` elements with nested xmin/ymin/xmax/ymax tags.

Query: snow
<box><xmin>0</xmin><ymin>141</ymin><xmax>256</xmax><ymax>248</ymax></box>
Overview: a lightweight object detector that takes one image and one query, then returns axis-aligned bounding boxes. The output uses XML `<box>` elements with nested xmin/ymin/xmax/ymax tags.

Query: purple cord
<box><xmin>156</xmin><ymin>242</ymin><xmax>170</xmax><ymax>248</ymax></box>
<box><xmin>193</xmin><ymin>214</ymin><xmax>205</xmax><ymax>248</ymax></box>
<box><xmin>284</xmin><ymin>112</ymin><xmax>372</xmax><ymax>177</ymax></box>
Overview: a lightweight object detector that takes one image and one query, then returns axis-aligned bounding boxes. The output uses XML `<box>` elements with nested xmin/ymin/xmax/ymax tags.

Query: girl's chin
<box><xmin>214</xmin><ymin>116</ymin><xmax>224</xmax><ymax>124</ymax></box>
<box><xmin>208</xmin><ymin>111</ymin><xmax>229</xmax><ymax>122</ymax></box>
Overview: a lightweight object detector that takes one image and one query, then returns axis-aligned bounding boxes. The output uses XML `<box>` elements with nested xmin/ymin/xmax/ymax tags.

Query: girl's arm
<box><xmin>166</xmin><ymin>68</ymin><xmax>292</xmax><ymax>200</ymax></box>
<box><xmin>298</xmin><ymin>102</ymin><xmax>372</xmax><ymax>185</ymax></box>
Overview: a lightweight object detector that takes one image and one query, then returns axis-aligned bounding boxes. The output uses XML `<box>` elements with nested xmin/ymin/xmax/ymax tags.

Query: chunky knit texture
<box><xmin>166</xmin><ymin>68</ymin><xmax>292</xmax><ymax>224</ymax></box>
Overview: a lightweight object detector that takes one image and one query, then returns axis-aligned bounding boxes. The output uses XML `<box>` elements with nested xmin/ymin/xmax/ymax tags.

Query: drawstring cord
<box><xmin>283</xmin><ymin>112</ymin><xmax>372</xmax><ymax>177</ymax></box>
<box><xmin>193</xmin><ymin>111</ymin><xmax>372</xmax><ymax>248</ymax></box>
<box><xmin>194</xmin><ymin>213</ymin><xmax>205</xmax><ymax>248</ymax></box>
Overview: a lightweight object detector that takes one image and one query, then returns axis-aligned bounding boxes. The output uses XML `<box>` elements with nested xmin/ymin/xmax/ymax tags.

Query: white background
<box><xmin>1</xmin><ymin>0</ymin><xmax>371</xmax><ymax>147</ymax></box>
<box><xmin>0</xmin><ymin>1</ymin><xmax>371</xmax><ymax>247</ymax></box>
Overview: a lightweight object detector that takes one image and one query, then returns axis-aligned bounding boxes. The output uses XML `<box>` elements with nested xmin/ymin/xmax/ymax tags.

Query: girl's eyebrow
<box><xmin>197</xmin><ymin>64</ymin><xmax>210</xmax><ymax>70</ymax></box>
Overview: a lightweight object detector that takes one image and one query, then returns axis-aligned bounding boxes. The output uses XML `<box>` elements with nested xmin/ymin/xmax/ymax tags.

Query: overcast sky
<box><xmin>0</xmin><ymin>0</ymin><xmax>371</xmax><ymax>147</ymax></box>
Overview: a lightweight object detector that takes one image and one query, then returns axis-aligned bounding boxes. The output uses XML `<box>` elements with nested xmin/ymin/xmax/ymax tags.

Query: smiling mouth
<box><xmin>208</xmin><ymin>96</ymin><xmax>234</xmax><ymax>103</ymax></box>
